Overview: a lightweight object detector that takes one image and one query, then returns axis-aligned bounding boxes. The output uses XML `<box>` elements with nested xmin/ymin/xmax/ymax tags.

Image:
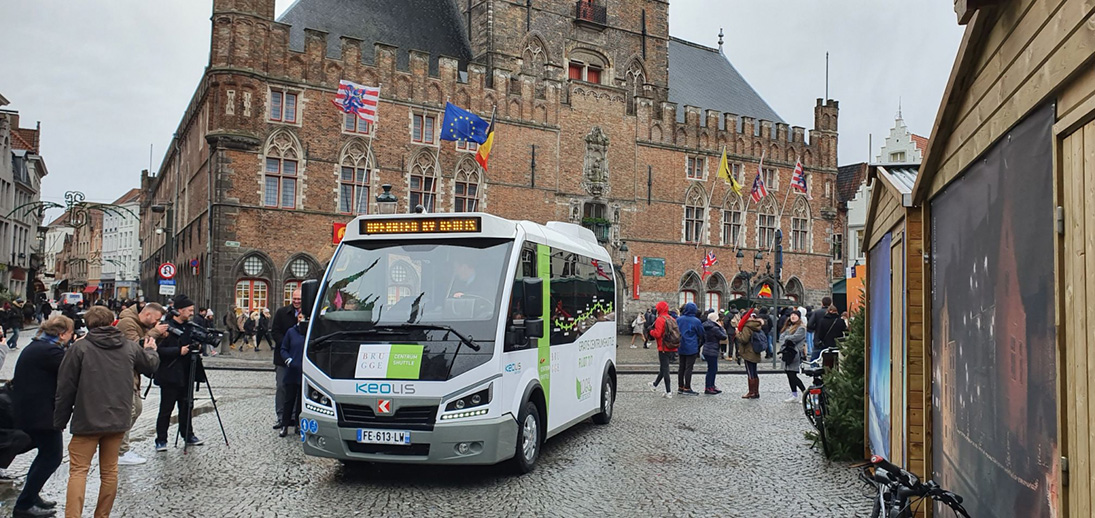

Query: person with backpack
<box><xmin>701</xmin><ymin>311</ymin><xmax>727</xmax><ymax>395</ymax></box>
<box><xmin>817</xmin><ymin>305</ymin><xmax>848</xmax><ymax>351</ymax></box>
<box><xmin>647</xmin><ymin>301</ymin><xmax>678</xmax><ymax>398</ymax></box>
<box><xmin>736</xmin><ymin>309</ymin><xmax>766</xmax><ymax>399</ymax></box>
<box><xmin>675</xmin><ymin>302</ymin><xmax>704</xmax><ymax>395</ymax></box>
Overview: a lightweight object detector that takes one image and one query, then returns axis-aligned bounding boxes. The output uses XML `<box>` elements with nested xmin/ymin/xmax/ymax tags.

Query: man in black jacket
<box><xmin>153</xmin><ymin>295</ymin><xmax>204</xmax><ymax>451</ymax></box>
<box><xmin>270</xmin><ymin>289</ymin><xmax>303</xmax><ymax>430</ymax></box>
<box><xmin>805</xmin><ymin>296</ymin><xmax>832</xmax><ymax>361</ymax></box>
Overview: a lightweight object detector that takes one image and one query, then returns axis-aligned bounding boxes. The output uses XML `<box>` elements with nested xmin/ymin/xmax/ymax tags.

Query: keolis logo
<box><xmin>355</xmin><ymin>382</ymin><xmax>416</xmax><ymax>395</ymax></box>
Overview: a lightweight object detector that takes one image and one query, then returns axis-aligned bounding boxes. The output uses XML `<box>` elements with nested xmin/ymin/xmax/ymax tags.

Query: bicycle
<box><xmin>860</xmin><ymin>455</ymin><xmax>970</xmax><ymax>517</ymax></box>
<box><xmin>801</xmin><ymin>347</ymin><xmax>838</xmax><ymax>456</ymax></box>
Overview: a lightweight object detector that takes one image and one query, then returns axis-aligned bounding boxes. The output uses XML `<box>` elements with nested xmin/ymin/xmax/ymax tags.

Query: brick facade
<box><xmin>140</xmin><ymin>0</ymin><xmax>843</xmax><ymax>321</ymax></box>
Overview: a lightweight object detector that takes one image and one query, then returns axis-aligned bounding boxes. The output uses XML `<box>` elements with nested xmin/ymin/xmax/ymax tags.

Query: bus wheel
<box><xmin>511</xmin><ymin>401</ymin><xmax>541</xmax><ymax>474</ymax></box>
<box><xmin>592</xmin><ymin>376</ymin><xmax>614</xmax><ymax>425</ymax></box>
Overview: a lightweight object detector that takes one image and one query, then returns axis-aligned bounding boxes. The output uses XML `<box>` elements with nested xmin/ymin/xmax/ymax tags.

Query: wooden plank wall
<box><xmin>867</xmin><ymin>183</ymin><xmax>901</xmax><ymax>251</ymax></box>
<box><xmin>905</xmin><ymin>209</ymin><xmax>927</xmax><ymax>479</ymax></box>
<box><xmin>1060</xmin><ymin>116</ymin><xmax>1094</xmax><ymax>518</ymax></box>
<box><xmin>927</xmin><ymin>0</ymin><xmax>1095</xmax><ymax>197</ymax></box>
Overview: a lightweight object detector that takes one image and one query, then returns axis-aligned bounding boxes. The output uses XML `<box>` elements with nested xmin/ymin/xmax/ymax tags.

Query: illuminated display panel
<box><xmin>360</xmin><ymin>217</ymin><xmax>482</xmax><ymax>235</ymax></box>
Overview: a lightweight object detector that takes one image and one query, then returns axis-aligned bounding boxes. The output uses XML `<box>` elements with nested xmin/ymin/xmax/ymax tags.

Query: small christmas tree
<box><xmin>808</xmin><ymin>295</ymin><xmax>866</xmax><ymax>461</ymax></box>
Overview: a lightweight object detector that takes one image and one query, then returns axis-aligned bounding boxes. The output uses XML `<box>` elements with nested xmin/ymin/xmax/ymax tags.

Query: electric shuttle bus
<box><xmin>298</xmin><ymin>213</ymin><xmax>617</xmax><ymax>472</ymax></box>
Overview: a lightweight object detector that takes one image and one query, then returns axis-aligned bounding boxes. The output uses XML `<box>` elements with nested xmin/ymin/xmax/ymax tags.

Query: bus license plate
<box><xmin>356</xmin><ymin>429</ymin><xmax>411</xmax><ymax>445</ymax></box>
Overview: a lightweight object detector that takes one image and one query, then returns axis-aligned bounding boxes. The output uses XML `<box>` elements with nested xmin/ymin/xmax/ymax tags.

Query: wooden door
<box><xmin>1061</xmin><ymin>121</ymin><xmax>1095</xmax><ymax>516</ymax></box>
<box><xmin>891</xmin><ymin>232</ymin><xmax>906</xmax><ymax>466</ymax></box>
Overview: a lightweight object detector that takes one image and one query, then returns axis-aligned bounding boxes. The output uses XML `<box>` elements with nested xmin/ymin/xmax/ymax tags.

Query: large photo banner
<box><xmin>868</xmin><ymin>233</ymin><xmax>892</xmax><ymax>459</ymax></box>
<box><xmin>929</xmin><ymin>103</ymin><xmax>1057</xmax><ymax>517</ymax></box>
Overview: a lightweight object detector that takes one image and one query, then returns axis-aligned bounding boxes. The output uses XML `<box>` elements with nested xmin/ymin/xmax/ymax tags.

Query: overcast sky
<box><xmin>1</xmin><ymin>0</ymin><xmax>963</xmax><ymax>213</ymax></box>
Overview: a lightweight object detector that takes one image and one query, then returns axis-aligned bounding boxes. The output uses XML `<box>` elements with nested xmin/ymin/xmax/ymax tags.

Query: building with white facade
<box><xmin>0</xmin><ymin>97</ymin><xmax>47</xmax><ymax>301</ymax></box>
<box><xmin>101</xmin><ymin>188</ymin><xmax>141</xmax><ymax>300</ymax></box>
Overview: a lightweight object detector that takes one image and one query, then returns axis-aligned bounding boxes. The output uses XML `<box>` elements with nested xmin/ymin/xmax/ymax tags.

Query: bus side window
<box><xmin>505</xmin><ymin>244</ymin><xmax>537</xmax><ymax>352</ymax></box>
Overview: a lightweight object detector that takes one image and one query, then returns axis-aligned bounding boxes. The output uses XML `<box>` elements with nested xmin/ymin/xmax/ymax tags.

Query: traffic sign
<box><xmin>158</xmin><ymin>279</ymin><xmax>176</xmax><ymax>286</ymax></box>
<box><xmin>158</xmin><ymin>262</ymin><xmax>177</xmax><ymax>280</ymax></box>
<box><xmin>159</xmin><ymin>284</ymin><xmax>176</xmax><ymax>296</ymax></box>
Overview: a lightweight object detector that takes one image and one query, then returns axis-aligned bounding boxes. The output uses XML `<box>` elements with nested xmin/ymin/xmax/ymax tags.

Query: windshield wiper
<box><xmin>371</xmin><ymin>323</ymin><xmax>480</xmax><ymax>352</ymax></box>
<box><xmin>308</xmin><ymin>328</ymin><xmax>403</xmax><ymax>352</ymax></box>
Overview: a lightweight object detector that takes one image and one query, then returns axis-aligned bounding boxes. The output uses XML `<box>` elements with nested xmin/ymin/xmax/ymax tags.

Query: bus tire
<box><xmin>591</xmin><ymin>375</ymin><xmax>614</xmax><ymax>425</ymax></box>
<box><xmin>511</xmin><ymin>401</ymin><xmax>542</xmax><ymax>474</ymax></box>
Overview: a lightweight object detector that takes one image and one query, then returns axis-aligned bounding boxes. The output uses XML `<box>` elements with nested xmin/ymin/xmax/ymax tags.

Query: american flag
<box><xmin>701</xmin><ymin>250</ymin><xmax>717</xmax><ymax>279</ymax></box>
<box><xmin>750</xmin><ymin>171</ymin><xmax>769</xmax><ymax>203</ymax></box>
<box><xmin>332</xmin><ymin>80</ymin><xmax>381</xmax><ymax>123</ymax></box>
<box><xmin>791</xmin><ymin>161</ymin><xmax>808</xmax><ymax>193</ymax></box>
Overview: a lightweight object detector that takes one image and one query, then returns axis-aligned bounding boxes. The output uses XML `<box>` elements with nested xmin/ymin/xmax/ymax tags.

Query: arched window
<box><xmin>678</xmin><ymin>271</ymin><xmax>702</xmax><ymax>307</ymax></box>
<box><xmin>454</xmin><ymin>160</ymin><xmax>481</xmax><ymax>212</ymax></box>
<box><xmin>409</xmin><ymin>151</ymin><xmax>437</xmax><ymax>211</ymax></box>
<box><xmin>791</xmin><ymin>197</ymin><xmax>811</xmax><ymax>252</ymax></box>
<box><xmin>625</xmin><ymin>58</ymin><xmax>646</xmax><ymax>115</ymax></box>
<box><xmin>757</xmin><ymin>197</ymin><xmax>777</xmax><ymax>249</ymax></box>
<box><xmin>263</xmin><ymin>131</ymin><xmax>300</xmax><ymax>209</ymax></box>
<box><xmin>236</xmin><ymin>279</ymin><xmax>268</xmax><ymax>313</ymax></box>
<box><xmin>683</xmin><ymin>187</ymin><xmax>706</xmax><ymax>244</ymax></box>
<box><xmin>784</xmin><ymin>277</ymin><xmax>805</xmax><ymax>303</ymax></box>
<box><xmin>339</xmin><ymin>141</ymin><xmax>372</xmax><ymax>214</ymax></box>
<box><xmin>705</xmin><ymin>273</ymin><xmax>726</xmax><ymax>312</ymax></box>
<box><xmin>567</xmin><ymin>49</ymin><xmax>607</xmax><ymax>84</ymax></box>
<box><xmin>721</xmin><ymin>194</ymin><xmax>743</xmax><ymax>246</ymax></box>
<box><xmin>282</xmin><ymin>257</ymin><xmax>313</xmax><ymax>306</ymax></box>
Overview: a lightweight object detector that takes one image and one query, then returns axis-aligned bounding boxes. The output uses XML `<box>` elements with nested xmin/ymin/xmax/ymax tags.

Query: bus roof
<box><xmin>342</xmin><ymin>212</ymin><xmax>612</xmax><ymax>263</ymax></box>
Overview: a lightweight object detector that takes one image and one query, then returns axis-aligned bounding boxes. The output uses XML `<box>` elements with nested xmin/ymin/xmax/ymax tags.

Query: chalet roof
<box><xmin>667</xmin><ymin>37</ymin><xmax>784</xmax><ymax>128</ymax></box>
<box><xmin>277</xmin><ymin>0</ymin><xmax>472</xmax><ymax>74</ymax></box>
<box><xmin>870</xmin><ymin>163</ymin><xmax>920</xmax><ymax>207</ymax></box>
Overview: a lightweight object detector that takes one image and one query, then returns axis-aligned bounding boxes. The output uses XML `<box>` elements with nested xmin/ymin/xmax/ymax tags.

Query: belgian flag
<box><xmin>475</xmin><ymin>112</ymin><xmax>495</xmax><ymax>171</ymax></box>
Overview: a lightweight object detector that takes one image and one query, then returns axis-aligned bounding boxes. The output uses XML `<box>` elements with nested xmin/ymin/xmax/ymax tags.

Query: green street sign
<box><xmin>642</xmin><ymin>257</ymin><xmax>665</xmax><ymax>277</ymax></box>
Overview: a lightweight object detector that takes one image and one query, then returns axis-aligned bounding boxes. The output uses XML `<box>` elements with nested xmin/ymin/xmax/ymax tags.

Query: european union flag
<box><xmin>440</xmin><ymin>102</ymin><xmax>490</xmax><ymax>144</ymax></box>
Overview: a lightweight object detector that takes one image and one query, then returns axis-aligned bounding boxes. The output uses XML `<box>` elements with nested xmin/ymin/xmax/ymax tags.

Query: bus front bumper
<box><xmin>302</xmin><ymin>414</ymin><xmax>518</xmax><ymax>465</ymax></box>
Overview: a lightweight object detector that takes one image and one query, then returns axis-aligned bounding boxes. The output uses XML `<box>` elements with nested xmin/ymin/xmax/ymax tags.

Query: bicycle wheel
<box><xmin>802</xmin><ymin>387</ymin><xmax>818</xmax><ymax>428</ymax></box>
<box><xmin>817</xmin><ymin>413</ymin><xmax>830</xmax><ymax>458</ymax></box>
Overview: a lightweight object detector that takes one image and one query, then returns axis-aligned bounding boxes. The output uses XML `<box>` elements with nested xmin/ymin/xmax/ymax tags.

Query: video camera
<box><xmin>164</xmin><ymin>307</ymin><xmax>225</xmax><ymax>350</ymax></box>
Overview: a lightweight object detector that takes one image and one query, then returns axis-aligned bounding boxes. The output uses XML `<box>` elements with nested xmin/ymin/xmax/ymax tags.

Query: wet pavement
<box><xmin>0</xmin><ymin>361</ymin><xmax>873</xmax><ymax>517</ymax></box>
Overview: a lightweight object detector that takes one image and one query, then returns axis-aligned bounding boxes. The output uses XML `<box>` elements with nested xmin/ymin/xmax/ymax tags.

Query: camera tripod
<box><xmin>175</xmin><ymin>351</ymin><xmax>230</xmax><ymax>453</ymax></box>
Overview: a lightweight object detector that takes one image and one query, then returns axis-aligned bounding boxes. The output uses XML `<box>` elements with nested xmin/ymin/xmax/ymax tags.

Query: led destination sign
<box><xmin>360</xmin><ymin>217</ymin><xmax>482</xmax><ymax>235</ymax></box>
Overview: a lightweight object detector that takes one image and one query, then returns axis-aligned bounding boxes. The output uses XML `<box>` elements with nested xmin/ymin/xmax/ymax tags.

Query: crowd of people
<box><xmin>635</xmin><ymin>296</ymin><xmax>849</xmax><ymax>401</ymax></box>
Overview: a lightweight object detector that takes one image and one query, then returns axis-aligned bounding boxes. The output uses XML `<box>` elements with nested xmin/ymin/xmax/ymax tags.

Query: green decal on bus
<box><xmin>537</xmin><ymin>243</ymin><xmax>551</xmax><ymax>405</ymax></box>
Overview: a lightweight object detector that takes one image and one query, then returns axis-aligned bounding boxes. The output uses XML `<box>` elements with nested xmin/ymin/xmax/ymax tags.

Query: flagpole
<box><xmin>364</xmin><ymin>83</ymin><xmax>382</xmax><ymax>214</ymax></box>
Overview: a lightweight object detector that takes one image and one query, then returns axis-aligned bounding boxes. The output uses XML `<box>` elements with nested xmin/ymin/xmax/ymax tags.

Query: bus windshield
<box><xmin>308</xmin><ymin>238</ymin><xmax>513</xmax><ymax>380</ymax></box>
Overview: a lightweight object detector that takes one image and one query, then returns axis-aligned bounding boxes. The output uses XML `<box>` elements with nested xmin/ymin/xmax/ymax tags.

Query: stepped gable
<box><xmin>277</xmin><ymin>0</ymin><xmax>472</xmax><ymax>74</ymax></box>
<box><xmin>667</xmin><ymin>37</ymin><xmax>783</xmax><ymax>130</ymax></box>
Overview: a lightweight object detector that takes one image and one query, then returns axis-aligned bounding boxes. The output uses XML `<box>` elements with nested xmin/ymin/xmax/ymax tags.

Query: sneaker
<box><xmin>784</xmin><ymin>394</ymin><xmax>800</xmax><ymax>403</ymax></box>
<box><xmin>648</xmin><ymin>381</ymin><xmax>659</xmax><ymax>392</ymax></box>
<box><xmin>186</xmin><ymin>435</ymin><xmax>204</xmax><ymax>446</ymax></box>
<box><xmin>155</xmin><ymin>440</ymin><xmax>168</xmax><ymax>452</ymax></box>
<box><xmin>630</xmin><ymin>345</ymin><xmax>637</xmax><ymax>349</ymax></box>
<box><xmin>684</xmin><ymin>389</ymin><xmax>700</xmax><ymax>396</ymax></box>
<box><xmin>662</xmin><ymin>391</ymin><xmax>674</xmax><ymax>399</ymax></box>
<box><xmin>117</xmin><ymin>450</ymin><xmax>147</xmax><ymax>466</ymax></box>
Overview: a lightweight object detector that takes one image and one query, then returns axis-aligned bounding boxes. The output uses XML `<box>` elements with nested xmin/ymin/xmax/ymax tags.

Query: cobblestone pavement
<box><xmin>1</xmin><ymin>368</ymin><xmax>872</xmax><ymax>517</ymax></box>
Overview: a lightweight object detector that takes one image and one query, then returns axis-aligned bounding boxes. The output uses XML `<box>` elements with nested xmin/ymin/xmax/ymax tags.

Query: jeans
<box><xmin>66</xmin><ymin>432</ymin><xmax>124</xmax><ymax>518</ymax></box>
<box><xmin>119</xmin><ymin>390</ymin><xmax>142</xmax><ymax>454</ymax></box>
<box><xmin>703</xmin><ymin>355</ymin><xmax>718</xmax><ymax>389</ymax></box>
<box><xmin>678</xmin><ymin>353</ymin><xmax>698</xmax><ymax>391</ymax></box>
<box><xmin>806</xmin><ymin>333</ymin><xmax>815</xmax><ymax>356</ymax></box>
<box><xmin>280</xmin><ymin>382</ymin><xmax>302</xmax><ymax>427</ymax></box>
<box><xmin>275</xmin><ymin>365</ymin><xmax>287</xmax><ymax>423</ymax></box>
<box><xmin>15</xmin><ymin>429</ymin><xmax>63</xmax><ymax>511</ymax></box>
<box><xmin>744</xmin><ymin>360</ymin><xmax>759</xmax><ymax>379</ymax></box>
<box><xmin>155</xmin><ymin>384</ymin><xmax>191</xmax><ymax>443</ymax></box>
<box><xmin>809</xmin><ymin>337</ymin><xmax>823</xmax><ymax>361</ymax></box>
<box><xmin>786</xmin><ymin>371</ymin><xmax>806</xmax><ymax>393</ymax></box>
<box><xmin>651</xmin><ymin>351</ymin><xmax>672</xmax><ymax>393</ymax></box>
<box><xmin>8</xmin><ymin>326</ymin><xmax>18</xmax><ymax>348</ymax></box>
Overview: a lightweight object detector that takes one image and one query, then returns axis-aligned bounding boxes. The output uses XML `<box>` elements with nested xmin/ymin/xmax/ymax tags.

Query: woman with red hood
<box><xmin>735</xmin><ymin>309</ymin><xmax>765</xmax><ymax>399</ymax></box>
<box><xmin>646</xmin><ymin>301</ymin><xmax>679</xmax><ymax>398</ymax></box>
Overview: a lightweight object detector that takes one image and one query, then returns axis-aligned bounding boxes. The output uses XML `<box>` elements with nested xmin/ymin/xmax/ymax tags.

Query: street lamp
<box><xmin>375</xmin><ymin>184</ymin><xmax>398</xmax><ymax>215</ymax></box>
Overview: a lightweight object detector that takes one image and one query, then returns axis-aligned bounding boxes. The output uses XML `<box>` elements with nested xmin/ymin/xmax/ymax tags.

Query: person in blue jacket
<box><xmin>278</xmin><ymin>313</ymin><xmax>306</xmax><ymax>437</ymax></box>
<box><xmin>675</xmin><ymin>302</ymin><xmax>704</xmax><ymax>395</ymax></box>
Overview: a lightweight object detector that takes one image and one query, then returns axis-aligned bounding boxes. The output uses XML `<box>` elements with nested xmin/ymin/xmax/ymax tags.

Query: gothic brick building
<box><xmin>139</xmin><ymin>0</ymin><xmax>842</xmax><ymax>319</ymax></box>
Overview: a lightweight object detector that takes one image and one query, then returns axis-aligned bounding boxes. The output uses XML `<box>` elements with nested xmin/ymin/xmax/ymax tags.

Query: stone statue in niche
<box><xmin>582</xmin><ymin>126</ymin><xmax>610</xmax><ymax>197</ymax></box>
<box><xmin>570</xmin><ymin>204</ymin><xmax>580</xmax><ymax>222</ymax></box>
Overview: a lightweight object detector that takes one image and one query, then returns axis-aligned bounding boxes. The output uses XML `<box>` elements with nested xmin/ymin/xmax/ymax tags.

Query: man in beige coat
<box><xmin>114</xmin><ymin>302</ymin><xmax>167</xmax><ymax>466</ymax></box>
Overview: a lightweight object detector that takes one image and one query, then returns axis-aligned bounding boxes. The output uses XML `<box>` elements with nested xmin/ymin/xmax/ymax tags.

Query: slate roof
<box><xmin>836</xmin><ymin>162</ymin><xmax>868</xmax><ymax>205</ymax></box>
<box><xmin>277</xmin><ymin>0</ymin><xmax>472</xmax><ymax>75</ymax></box>
<box><xmin>667</xmin><ymin>38</ymin><xmax>784</xmax><ymax>129</ymax></box>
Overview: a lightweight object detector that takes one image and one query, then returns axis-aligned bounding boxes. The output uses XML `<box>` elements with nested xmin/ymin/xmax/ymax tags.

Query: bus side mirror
<box><xmin>301</xmin><ymin>279</ymin><xmax>319</xmax><ymax>317</ymax></box>
<box><xmin>522</xmin><ymin>278</ymin><xmax>543</xmax><ymax>319</ymax></box>
<box><xmin>524</xmin><ymin>318</ymin><xmax>544</xmax><ymax>339</ymax></box>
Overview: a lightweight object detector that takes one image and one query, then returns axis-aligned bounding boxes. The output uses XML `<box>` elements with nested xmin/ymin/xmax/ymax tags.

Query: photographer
<box><xmin>115</xmin><ymin>302</ymin><xmax>167</xmax><ymax>466</ymax></box>
<box><xmin>153</xmin><ymin>295</ymin><xmax>205</xmax><ymax>452</ymax></box>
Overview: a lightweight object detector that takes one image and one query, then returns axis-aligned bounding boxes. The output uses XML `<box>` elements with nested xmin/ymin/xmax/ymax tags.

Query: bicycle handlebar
<box><xmin>867</xmin><ymin>456</ymin><xmax>970</xmax><ymax>517</ymax></box>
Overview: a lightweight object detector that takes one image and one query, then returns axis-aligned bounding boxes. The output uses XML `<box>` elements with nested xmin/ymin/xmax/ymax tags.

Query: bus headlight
<box><xmin>305</xmin><ymin>382</ymin><xmax>336</xmax><ymax>417</ymax></box>
<box><xmin>441</xmin><ymin>386</ymin><xmax>491</xmax><ymax>419</ymax></box>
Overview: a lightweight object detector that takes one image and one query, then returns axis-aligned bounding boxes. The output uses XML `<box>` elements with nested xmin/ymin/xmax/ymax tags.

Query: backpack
<box><xmin>661</xmin><ymin>316</ymin><xmax>681</xmax><ymax>350</ymax></box>
<box><xmin>751</xmin><ymin>329</ymin><xmax>767</xmax><ymax>354</ymax></box>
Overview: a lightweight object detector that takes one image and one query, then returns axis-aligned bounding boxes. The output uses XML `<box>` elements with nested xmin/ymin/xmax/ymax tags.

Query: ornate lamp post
<box><xmin>375</xmin><ymin>184</ymin><xmax>398</xmax><ymax>215</ymax></box>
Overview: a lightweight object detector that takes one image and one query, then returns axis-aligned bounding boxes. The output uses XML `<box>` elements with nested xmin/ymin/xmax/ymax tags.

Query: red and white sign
<box><xmin>376</xmin><ymin>399</ymin><xmax>392</xmax><ymax>414</ymax></box>
<box><xmin>158</xmin><ymin>262</ymin><xmax>177</xmax><ymax>280</ymax></box>
<box><xmin>632</xmin><ymin>256</ymin><xmax>640</xmax><ymax>300</ymax></box>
